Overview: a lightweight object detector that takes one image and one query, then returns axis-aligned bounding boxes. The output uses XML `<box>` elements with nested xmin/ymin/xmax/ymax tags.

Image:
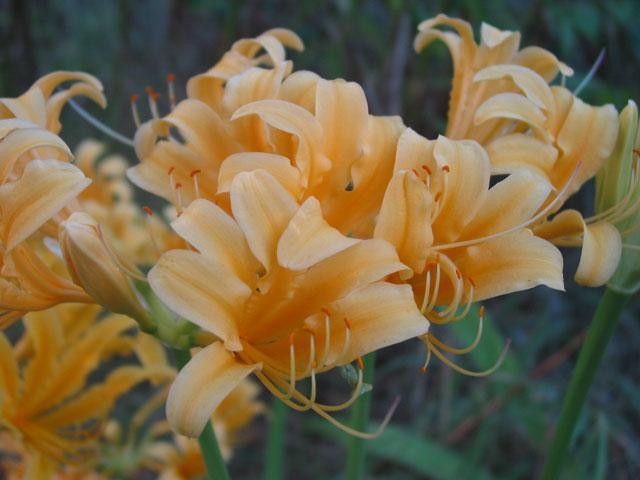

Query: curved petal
<box><xmin>277</xmin><ymin>197</ymin><xmax>358</xmax><ymax>270</ymax></box>
<box><xmin>432</xmin><ymin>136</ymin><xmax>490</xmax><ymax>242</ymax></box>
<box><xmin>575</xmin><ymin>222</ymin><xmax>622</xmax><ymax>287</ymax></box>
<box><xmin>485</xmin><ymin>133</ymin><xmax>557</xmax><ymax>178</ymax></box>
<box><xmin>0</xmin><ymin>331</ymin><xmax>20</xmax><ymax>402</ymax></box>
<box><xmin>374</xmin><ymin>170</ymin><xmax>433</xmax><ymax>273</ymax></box>
<box><xmin>0</xmin><ymin>160</ymin><xmax>90</xmax><ymax>251</ymax></box>
<box><xmin>474</xmin><ymin>64</ymin><xmax>555</xmax><ymax>113</ymax></box>
<box><xmin>148</xmin><ymin>250</ymin><xmax>251</xmax><ymax>351</ymax></box>
<box><xmin>461</xmin><ymin>170</ymin><xmax>552</xmax><ymax>240</ymax></box>
<box><xmin>171</xmin><ymin>199</ymin><xmax>259</xmax><ymax>287</ymax></box>
<box><xmin>166</xmin><ymin>342</ymin><xmax>260</xmax><ymax>437</ymax></box>
<box><xmin>452</xmin><ymin>230</ymin><xmax>564</xmax><ymax>301</ymax></box>
<box><xmin>474</xmin><ymin>92</ymin><xmax>549</xmax><ymax>141</ymax></box>
<box><xmin>323</xmin><ymin>282</ymin><xmax>428</xmax><ymax>365</ymax></box>
<box><xmin>217</xmin><ymin>152</ymin><xmax>301</xmax><ymax>197</ymax></box>
<box><xmin>514</xmin><ymin>46</ymin><xmax>573</xmax><ymax>82</ymax></box>
<box><xmin>230</xmin><ymin>170</ymin><xmax>297</xmax><ymax>273</ymax></box>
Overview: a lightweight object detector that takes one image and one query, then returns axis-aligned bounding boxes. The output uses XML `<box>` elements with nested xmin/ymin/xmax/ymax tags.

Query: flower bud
<box><xmin>595</xmin><ymin>100</ymin><xmax>640</xmax><ymax>294</ymax></box>
<box><xmin>59</xmin><ymin>212</ymin><xmax>153</xmax><ymax>329</ymax></box>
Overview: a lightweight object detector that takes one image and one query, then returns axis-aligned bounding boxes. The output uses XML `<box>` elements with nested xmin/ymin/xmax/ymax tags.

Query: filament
<box><xmin>427</xmin><ymin>338</ymin><xmax>511</xmax><ymax>377</ymax></box>
<box><xmin>66</xmin><ymin>97</ymin><xmax>135</xmax><ymax>148</ymax></box>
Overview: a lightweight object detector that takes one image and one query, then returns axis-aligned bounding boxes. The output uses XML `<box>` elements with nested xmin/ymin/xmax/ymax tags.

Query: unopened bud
<box><xmin>59</xmin><ymin>212</ymin><xmax>154</xmax><ymax>330</ymax></box>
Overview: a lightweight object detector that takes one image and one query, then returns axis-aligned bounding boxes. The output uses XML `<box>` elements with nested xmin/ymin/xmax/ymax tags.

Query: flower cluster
<box><xmin>0</xmin><ymin>14</ymin><xmax>636</xmax><ymax>476</ymax></box>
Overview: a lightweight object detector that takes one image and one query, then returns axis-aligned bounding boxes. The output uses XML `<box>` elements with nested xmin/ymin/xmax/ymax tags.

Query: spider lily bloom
<box><xmin>148</xmin><ymin>170</ymin><xmax>427</xmax><ymax>437</ymax></box>
<box><xmin>0</xmin><ymin>304</ymin><xmax>172</xmax><ymax>476</ymax></box>
<box><xmin>0</xmin><ymin>120</ymin><xmax>93</xmax><ymax>323</ymax></box>
<box><xmin>129</xmin><ymin>30</ymin><xmax>404</xmax><ymax>238</ymax></box>
<box><xmin>59</xmin><ymin>212</ymin><xmax>153</xmax><ymax>329</ymax></box>
<box><xmin>128</xmin><ymin>29</ymin><xmax>303</xmax><ymax>207</ymax></box>
<box><xmin>594</xmin><ymin>101</ymin><xmax>640</xmax><ymax>293</ymax></box>
<box><xmin>374</xmin><ymin>132</ymin><xmax>563</xmax><ymax>370</ymax></box>
<box><xmin>0</xmin><ymin>71</ymin><xmax>106</xmax><ymax>134</ymax></box>
<box><xmin>414</xmin><ymin>14</ymin><xmax>573</xmax><ymax>143</ymax></box>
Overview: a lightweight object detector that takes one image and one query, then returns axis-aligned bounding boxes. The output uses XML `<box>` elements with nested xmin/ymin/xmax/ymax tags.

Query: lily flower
<box><xmin>0</xmin><ymin>71</ymin><xmax>106</xmax><ymax>134</ymax></box>
<box><xmin>414</xmin><ymin>14</ymin><xmax>572</xmax><ymax>143</ymax></box>
<box><xmin>128</xmin><ymin>30</ymin><xmax>405</xmax><ymax>238</ymax></box>
<box><xmin>148</xmin><ymin>170</ymin><xmax>428</xmax><ymax>437</ymax></box>
<box><xmin>374</xmin><ymin>132</ymin><xmax>563</xmax><ymax>372</ymax></box>
<box><xmin>0</xmin><ymin>304</ymin><xmax>173</xmax><ymax>476</ymax></box>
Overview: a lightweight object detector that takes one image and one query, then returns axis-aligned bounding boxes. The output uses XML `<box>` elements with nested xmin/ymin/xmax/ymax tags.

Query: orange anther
<box><xmin>455</xmin><ymin>269</ymin><xmax>461</xmax><ymax>280</ymax></box>
<box><xmin>442</xmin><ymin>165</ymin><xmax>450</xmax><ymax>173</ymax></box>
<box><xmin>343</xmin><ymin>317</ymin><xmax>352</xmax><ymax>330</ymax></box>
<box><xmin>151</xmin><ymin>91</ymin><xmax>161</xmax><ymax>101</ymax></box>
<box><xmin>479</xmin><ymin>305</ymin><xmax>485</xmax><ymax>317</ymax></box>
<box><xmin>311</xmin><ymin>360</ymin><xmax>317</xmax><ymax>369</ymax></box>
<box><xmin>167</xmin><ymin>72</ymin><xmax>176</xmax><ymax>82</ymax></box>
<box><xmin>167</xmin><ymin>166</ymin><xmax>175</xmax><ymax>176</ymax></box>
<box><xmin>321</xmin><ymin>306</ymin><xmax>330</xmax><ymax>316</ymax></box>
<box><xmin>434</xmin><ymin>192</ymin><xmax>442</xmax><ymax>203</ymax></box>
<box><xmin>189</xmin><ymin>169</ymin><xmax>202</xmax><ymax>178</ymax></box>
<box><xmin>468</xmin><ymin>276</ymin><xmax>477</xmax><ymax>287</ymax></box>
<box><xmin>130</xmin><ymin>94</ymin><xmax>139</xmax><ymax>103</ymax></box>
<box><xmin>419</xmin><ymin>367</ymin><xmax>428</xmax><ymax>375</ymax></box>
<box><xmin>411</xmin><ymin>168</ymin><xmax>420</xmax><ymax>177</ymax></box>
<box><xmin>289</xmin><ymin>333</ymin><xmax>295</xmax><ymax>345</ymax></box>
<box><xmin>142</xmin><ymin>206</ymin><xmax>153</xmax><ymax>216</ymax></box>
<box><xmin>634</xmin><ymin>148</ymin><xmax>640</xmax><ymax>156</ymax></box>
<box><xmin>145</xmin><ymin>86</ymin><xmax>154</xmax><ymax>96</ymax></box>
<box><xmin>175</xmin><ymin>182</ymin><xmax>182</xmax><ymax>189</ymax></box>
<box><xmin>421</xmin><ymin>164</ymin><xmax>432</xmax><ymax>175</ymax></box>
<box><xmin>356</xmin><ymin>356</ymin><xmax>364</xmax><ymax>370</ymax></box>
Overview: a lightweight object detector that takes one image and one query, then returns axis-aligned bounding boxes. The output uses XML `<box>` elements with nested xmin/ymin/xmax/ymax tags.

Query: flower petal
<box><xmin>0</xmin><ymin>160</ymin><xmax>90</xmax><ymax>250</ymax></box>
<box><xmin>485</xmin><ymin>133</ymin><xmax>557</xmax><ymax>178</ymax></box>
<box><xmin>374</xmin><ymin>170</ymin><xmax>433</xmax><ymax>273</ymax></box>
<box><xmin>171</xmin><ymin>199</ymin><xmax>259</xmax><ymax>287</ymax></box>
<box><xmin>166</xmin><ymin>342</ymin><xmax>260</xmax><ymax>437</ymax></box>
<box><xmin>451</xmin><ymin>230</ymin><xmax>564</xmax><ymax>301</ymax></box>
<box><xmin>277</xmin><ymin>197</ymin><xmax>358</xmax><ymax>270</ymax></box>
<box><xmin>148</xmin><ymin>250</ymin><xmax>251</xmax><ymax>351</ymax></box>
<box><xmin>432</xmin><ymin>136</ymin><xmax>490</xmax><ymax>243</ymax></box>
<box><xmin>230</xmin><ymin>170</ymin><xmax>298</xmax><ymax>273</ymax></box>
<box><xmin>0</xmin><ymin>331</ymin><xmax>20</xmax><ymax>403</ymax></box>
<box><xmin>461</xmin><ymin>170</ymin><xmax>552</xmax><ymax>240</ymax></box>
<box><xmin>474</xmin><ymin>92</ymin><xmax>549</xmax><ymax>141</ymax></box>
<box><xmin>575</xmin><ymin>222</ymin><xmax>622</xmax><ymax>287</ymax></box>
<box><xmin>217</xmin><ymin>152</ymin><xmax>301</xmax><ymax>197</ymax></box>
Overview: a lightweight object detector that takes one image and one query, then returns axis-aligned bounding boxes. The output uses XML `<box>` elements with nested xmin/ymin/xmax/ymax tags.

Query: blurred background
<box><xmin>1</xmin><ymin>0</ymin><xmax>639</xmax><ymax>478</ymax></box>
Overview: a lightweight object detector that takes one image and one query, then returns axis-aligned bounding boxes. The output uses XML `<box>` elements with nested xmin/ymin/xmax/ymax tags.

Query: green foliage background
<box><xmin>1</xmin><ymin>0</ymin><xmax>639</xmax><ymax>478</ymax></box>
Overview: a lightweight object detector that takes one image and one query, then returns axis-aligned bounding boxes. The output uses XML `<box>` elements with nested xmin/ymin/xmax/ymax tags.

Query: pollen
<box><xmin>142</xmin><ymin>206</ymin><xmax>153</xmax><ymax>216</ymax></box>
<box><xmin>421</xmin><ymin>164</ymin><xmax>432</xmax><ymax>175</ymax></box>
<box><xmin>441</xmin><ymin>165</ymin><xmax>450</xmax><ymax>173</ymax></box>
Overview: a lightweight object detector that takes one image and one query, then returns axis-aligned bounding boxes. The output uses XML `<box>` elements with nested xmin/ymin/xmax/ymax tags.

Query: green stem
<box><xmin>541</xmin><ymin>288</ymin><xmax>630</xmax><ymax>480</ymax></box>
<box><xmin>263</xmin><ymin>398</ymin><xmax>287</xmax><ymax>480</ymax></box>
<box><xmin>171</xmin><ymin>349</ymin><xmax>232</xmax><ymax>480</ymax></box>
<box><xmin>345</xmin><ymin>352</ymin><xmax>376</xmax><ymax>480</ymax></box>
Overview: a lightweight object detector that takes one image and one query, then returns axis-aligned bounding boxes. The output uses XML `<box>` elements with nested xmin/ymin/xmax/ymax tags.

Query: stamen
<box><xmin>142</xmin><ymin>206</ymin><xmax>161</xmax><ymax>259</ymax></box>
<box><xmin>441</xmin><ymin>164</ymin><xmax>450</xmax><ymax>173</ymax></box>
<box><xmin>336</xmin><ymin>318</ymin><xmax>352</xmax><ymax>363</ymax></box>
<box><xmin>130</xmin><ymin>95</ymin><xmax>141</xmax><ymax>128</ymax></box>
<box><xmin>66</xmin><ymin>97</ymin><xmax>135</xmax><ymax>148</ymax></box>
<box><xmin>428</xmin><ymin>306</ymin><xmax>484</xmax><ymax>355</ymax></box>
<box><xmin>145</xmin><ymin>86</ymin><xmax>161</xmax><ymax>119</ymax></box>
<box><xmin>428</xmin><ymin>338</ymin><xmax>511</xmax><ymax>377</ymax></box>
<box><xmin>287</xmin><ymin>333</ymin><xmax>296</xmax><ymax>398</ymax></box>
<box><xmin>421</xmin><ymin>165</ymin><xmax>432</xmax><ymax>175</ymax></box>
<box><xmin>356</xmin><ymin>356</ymin><xmax>364</xmax><ymax>370</ymax></box>
<box><xmin>426</xmin><ymin>260</ymin><xmax>441</xmax><ymax>312</ymax></box>
<box><xmin>190</xmin><ymin>169</ymin><xmax>202</xmax><ymax>199</ymax></box>
<box><xmin>174</xmin><ymin>182</ymin><xmax>184</xmax><ymax>215</ymax></box>
<box><xmin>166</xmin><ymin>73</ymin><xmax>177</xmax><ymax>110</ymax></box>
<box><xmin>420</xmin><ymin>345</ymin><xmax>432</xmax><ymax>374</ymax></box>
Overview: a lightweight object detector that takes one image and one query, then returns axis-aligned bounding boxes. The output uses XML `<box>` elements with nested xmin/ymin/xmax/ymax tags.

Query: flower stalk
<box><xmin>263</xmin><ymin>398</ymin><xmax>287</xmax><ymax>480</ymax></box>
<box><xmin>345</xmin><ymin>352</ymin><xmax>376</xmax><ymax>480</ymax></box>
<box><xmin>171</xmin><ymin>348</ymin><xmax>231</xmax><ymax>480</ymax></box>
<box><xmin>541</xmin><ymin>288</ymin><xmax>630</xmax><ymax>479</ymax></box>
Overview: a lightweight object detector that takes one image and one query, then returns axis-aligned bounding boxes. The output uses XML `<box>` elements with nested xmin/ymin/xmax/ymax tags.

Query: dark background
<box><xmin>1</xmin><ymin>1</ymin><xmax>639</xmax><ymax>478</ymax></box>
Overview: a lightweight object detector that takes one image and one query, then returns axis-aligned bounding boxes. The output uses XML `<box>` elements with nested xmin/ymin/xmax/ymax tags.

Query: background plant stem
<box><xmin>172</xmin><ymin>348</ymin><xmax>231</xmax><ymax>480</ymax></box>
<box><xmin>541</xmin><ymin>288</ymin><xmax>630</xmax><ymax>480</ymax></box>
<box><xmin>346</xmin><ymin>352</ymin><xmax>376</xmax><ymax>480</ymax></box>
<box><xmin>263</xmin><ymin>398</ymin><xmax>287</xmax><ymax>480</ymax></box>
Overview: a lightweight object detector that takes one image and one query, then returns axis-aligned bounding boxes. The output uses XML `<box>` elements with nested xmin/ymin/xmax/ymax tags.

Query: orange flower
<box><xmin>148</xmin><ymin>171</ymin><xmax>427</xmax><ymax>437</ymax></box>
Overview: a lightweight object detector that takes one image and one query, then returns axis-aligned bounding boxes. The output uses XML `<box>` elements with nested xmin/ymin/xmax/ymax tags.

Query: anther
<box><xmin>174</xmin><ymin>182</ymin><xmax>183</xmax><ymax>215</ymax></box>
<box><xmin>142</xmin><ymin>206</ymin><xmax>160</xmax><ymax>258</ymax></box>
<box><xmin>421</xmin><ymin>165</ymin><xmax>432</xmax><ymax>175</ymax></box>
<box><xmin>146</xmin><ymin>86</ymin><xmax>160</xmax><ymax>119</ymax></box>
<box><xmin>479</xmin><ymin>305</ymin><xmax>485</xmax><ymax>317</ymax></box>
<box><xmin>321</xmin><ymin>306</ymin><xmax>330</xmax><ymax>316</ymax></box>
<box><xmin>411</xmin><ymin>168</ymin><xmax>420</xmax><ymax>177</ymax></box>
<box><xmin>166</xmin><ymin>73</ymin><xmax>177</xmax><ymax>110</ymax></box>
<box><xmin>468</xmin><ymin>276</ymin><xmax>476</xmax><ymax>287</ymax></box>
<box><xmin>434</xmin><ymin>192</ymin><xmax>442</xmax><ymax>203</ymax></box>
<box><xmin>634</xmin><ymin>148</ymin><xmax>640</xmax><ymax>157</ymax></box>
<box><xmin>130</xmin><ymin>94</ymin><xmax>141</xmax><ymax>128</ymax></box>
<box><xmin>289</xmin><ymin>333</ymin><xmax>295</xmax><ymax>345</ymax></box>
<box><xmin>343</xmin><ymin>318</ymin><xmax>351</xmax><ymax>330</ymax></box>
<box><xmin>442</xmin><ymin>165</ymin><xmax>450</xmax><ymax>173</ymax></box>
<box><xmin>142</xmin><ymin>206</ymin><xmax>153</xmax><ymax>216</ymax></box>
<box><xmin>190</xmin><ymin>170</ymin><xmax>201</xmax><ymax>199</ymax></box>
<box><xmin>356</xmin><ymin>356</ymin><xmax>364</xmax><ymax>370</ymax></box>
<box><xmin>455</xmin><ymin>269</ymin><xmax>462</xmax><ymax>280</ymax></box>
